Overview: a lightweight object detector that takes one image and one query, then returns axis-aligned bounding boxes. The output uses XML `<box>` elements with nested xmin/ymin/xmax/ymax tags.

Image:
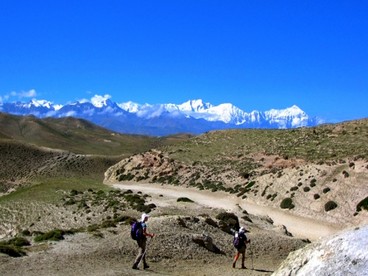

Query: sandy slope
<box><xmin>112</xmin><ymin>182</ymin><xmax>342</xmax><ymax>240</ymax></box>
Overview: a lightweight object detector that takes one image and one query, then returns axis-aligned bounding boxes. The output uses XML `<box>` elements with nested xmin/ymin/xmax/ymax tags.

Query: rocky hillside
<box><xmin>105</xmin><ymin>119</ymin><xmax>368</xmax><ymax>228</ymax></box>
<box><xmin>273</xmin><ymin>225</ymin><xmax>368</xmax><ymax>276</ymax></box>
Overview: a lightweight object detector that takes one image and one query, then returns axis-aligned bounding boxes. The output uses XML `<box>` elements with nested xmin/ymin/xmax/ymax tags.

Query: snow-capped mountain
<box><xmin>0</xmin><ymin>95</ymin><xmax>320</xmax><ymax>136</ymax></box>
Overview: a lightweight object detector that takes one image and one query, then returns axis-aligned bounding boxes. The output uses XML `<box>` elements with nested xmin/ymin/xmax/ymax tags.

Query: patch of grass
<box><xmin>100</xmin><ymin>219</ymin><xmax>117</xmax><ymax>228</ymax></box>
<box><xmin>165</xmin><ymin>121</ymin><xmax>368</xmax><ymax>171</ymax></box>
<box><xmin>34</xmin><ymin>229</ymin><xmax>69</xmax><ymax>242</ymax></box>
<box><xmin>0</xmin><ymin>236</ymin><xmax>31</xmax><ymax>257</ymax></box>
<box><xmin>4</xmin><ymin>237</ymin><xmax>31</xmax><ymax>247</ymax></box>
<box><xmin>0</xmin><ymin>244</ymin><xmax>26</xmax><ymax>257</ymax></box>
<box><xmin>0</xmin><ymin>177</ymin><xmax>112</xmax><ymax>205</ymax></box>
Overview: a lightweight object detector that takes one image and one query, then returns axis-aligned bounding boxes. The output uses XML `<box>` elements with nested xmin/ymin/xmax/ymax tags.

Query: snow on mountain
<box><xmin>177</xmin><ymin>99</ymin><xmax>213</xmax><ymax>112</ymax></box>
<box><xmin>273</xmin><ymin>225</ymin><xmax>368</xmax><ymax>276</ymax></box>
<box><xmin>90</xmin><ymin>94</ymin><xmax>112</xmax><ymax>108</ymax></box>
<box><xmin>117</xmin><ymin>98</ymin><xmax>309</xmax><ymax>126</ymax></box>
<box><xmin>118</xmin><ymin>101</ymin><xmax>141</xmax><ymax>113</ymax></box>
<box><xmin>0</xmin><ymin>95</ymin><xmax>320</xmax><ymax>135</ymax></box>
<box><xmin>177</xmin><ymin>102</ymin><xmax>248</xmax><ymax>124</ymax></box>
<box><xmin>27</xmin><ymin>99</ymin><xmax>54</xmax><ymax>109</ymax></box>
<box><xmin>265</xmin><ymin>105</ymin><xmax>309</xmax><ymax>128</ymax></box>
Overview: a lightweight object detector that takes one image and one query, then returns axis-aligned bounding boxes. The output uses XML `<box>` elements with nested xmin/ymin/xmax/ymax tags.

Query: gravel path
<box><xmin>112</xmin><ymin>182</ymin><xmax>342</xmax><ymax>240</ymax></box>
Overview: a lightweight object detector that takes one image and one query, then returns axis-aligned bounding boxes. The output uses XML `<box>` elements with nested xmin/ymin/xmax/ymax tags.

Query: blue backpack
<box><xmin>233</xmin><ymin>235</ymin><xmax>240</xmax><ymax>248</ymax></box>
<box><xmin>131</xmin><ymin>221</ymin><xmax>143</xmax><ymax>240</ymax></box>
<box><xmin>233</xmin><ymin>232</ymin><xmax>246</xmax><ymax>249</ymax></box>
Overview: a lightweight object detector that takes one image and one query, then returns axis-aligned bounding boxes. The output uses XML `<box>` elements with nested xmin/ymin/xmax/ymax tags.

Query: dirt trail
<box><xmin>112</xmin><ymin>182</ymin><xmax>343</xmax><ymax>241</ymax></box>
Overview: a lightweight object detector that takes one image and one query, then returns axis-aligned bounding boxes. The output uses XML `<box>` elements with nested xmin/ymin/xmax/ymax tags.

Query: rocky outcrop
<box><xmin>272</xmin><ymin>225</ymin><xmax>368</xmax><ymax>276</ymax></box>
<box><xmin>192</xmin><ymin>233</ymin><xmax>224</xmax><ymax>254</ymax></box>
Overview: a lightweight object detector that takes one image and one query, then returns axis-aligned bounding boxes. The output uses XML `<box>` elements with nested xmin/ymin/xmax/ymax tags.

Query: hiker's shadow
<box><xmin>252</xmin><ymin>268</ymin><xmax>274</xmax><ymax>273</ymax></box>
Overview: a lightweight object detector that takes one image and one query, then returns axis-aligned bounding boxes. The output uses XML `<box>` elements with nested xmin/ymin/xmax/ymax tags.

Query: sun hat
<box><xmin>141</xmin><ymin>213</ymin><xmax>149</xmax><ymax>221</ymax></box>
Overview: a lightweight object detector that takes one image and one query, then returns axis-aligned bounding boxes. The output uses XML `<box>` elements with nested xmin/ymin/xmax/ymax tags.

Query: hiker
<box><xmin>232</xmin><ymin>226</ymin><xmax>250</xmax><ymax>269</ymax></box>
<box><xmin>132</xmin><ymin>213</ymin><xmax>155</xmax><ymax>270</ymax></box>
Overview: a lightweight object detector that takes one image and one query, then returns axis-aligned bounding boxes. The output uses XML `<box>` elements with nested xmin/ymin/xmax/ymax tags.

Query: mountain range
<box><xmin>0</xmin><ymin>96</ymin><xmax>321</xmax><ymax>136</ymax></box>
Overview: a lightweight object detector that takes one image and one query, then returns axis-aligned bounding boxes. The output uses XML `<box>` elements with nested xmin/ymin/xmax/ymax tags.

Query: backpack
<box><xmin>233</xmin><ymin>232</ymin><xmax>246</xmax><ymax>249</ymax></box>
<box><xmin>233</xmin><ymin>234</ymin><xmax>240</xmax><ymax>249</ymax></box>
<box><xmin>131</xmin><ymin>221</ymin><xmax>143</xmax><ymax>240</ymax></box>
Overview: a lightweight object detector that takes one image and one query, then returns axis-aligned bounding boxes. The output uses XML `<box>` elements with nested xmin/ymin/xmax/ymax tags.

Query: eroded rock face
<box><xmin>104</xmin><ymin>149</ymin><xmax>185</xmax><ymax>183</ymax></box>
<box><xmin>192</xmin><ymin>233</ymin><xmax>224</xmax><ymax>254</ymax></box>
<box><xmin>272</xmin><ymin>225</ymin><xmax>368</xmax><ymax>276</ymax></box>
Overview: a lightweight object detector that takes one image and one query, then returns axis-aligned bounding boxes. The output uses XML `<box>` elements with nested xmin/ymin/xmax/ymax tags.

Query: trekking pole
<box><xmin>138</xmin><ymin>237</ymin><xmax>152</xmax><ymax>266</ymax></box>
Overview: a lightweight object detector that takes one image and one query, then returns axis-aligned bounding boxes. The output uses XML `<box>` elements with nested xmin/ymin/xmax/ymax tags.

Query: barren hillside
<box><xmin>105</xmin><ymin>120</ymin><xmax>368</xmax><ymax>230</ymax></box>
<box><xmin>0</xmin><ymin>118</ymin><xmax>367</xmax><ymax>275</ymax></box>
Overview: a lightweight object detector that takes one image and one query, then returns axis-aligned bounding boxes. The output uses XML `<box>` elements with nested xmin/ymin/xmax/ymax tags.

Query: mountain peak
<box><xmin>0</xmin><ymin>95</ymin><xmax>319</xmax><ymax>135</ymax></box>
<box><xmin>90</xmin><ymin>94</ymin><xmax>113</xmax><ymax>108</ymax></box>
<box><xmin>179</xmin><ymin>99</ymin><xmax>212</xmax><ymax>112</ymax></box>
<box><xmin>29</xmin><ymin>99</ymin><xmax>54</xmax><ymax>109</ymax></box>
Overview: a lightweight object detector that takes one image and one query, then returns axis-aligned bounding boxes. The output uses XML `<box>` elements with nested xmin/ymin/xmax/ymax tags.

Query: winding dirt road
<box><xmin>111</xmin><ymin>182</ymin><xmax>342</xmax><ymax>241</ymax></box>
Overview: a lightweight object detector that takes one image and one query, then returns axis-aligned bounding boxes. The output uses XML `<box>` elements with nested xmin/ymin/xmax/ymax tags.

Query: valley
<box><xmin>0</xmin><ymin>115</ymin><xmax>367</xmax><ymax>275</ymax></box>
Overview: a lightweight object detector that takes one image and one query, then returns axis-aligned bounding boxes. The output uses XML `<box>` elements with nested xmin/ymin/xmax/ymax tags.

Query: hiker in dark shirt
<box><xmin>232</xmin><ymin>226</ymin><xmax>250</xmax><ymax>269</ymax></box>
<box><xmin>132</xmin><ymin>213</ymin><xmax>155</xmax><ymax>270</ymax></box>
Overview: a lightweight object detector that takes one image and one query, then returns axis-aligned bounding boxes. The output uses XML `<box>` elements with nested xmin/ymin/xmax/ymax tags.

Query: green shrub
<box><xmin>0</xmin><ymin>244</ymin><xmax>26</xmax><ymax>257</ymax></box>
<box><xmin>356</xmin><ymin>197</ymin><xmax>368</xmax><ymax>212</ymax></box>
<box><xmin>323</xmin><ymin>187</ymin><xmax>331</xmax><ymax>194</ymax></box>
<box><xmin>314</xmin><ymin>194</ymin><xmax>320</xmax><ymax>200</ymax></box>
<box><xmin>325</xmin><ymin>201</ymin><xmax>338</xmax><ymax>212</ymax></box>
<box><xmin>70</xmin><ymin>189</ymin><xmax>79</xmax><ymax>196</ymax></box>
<box><xmin>5</xmin><ymin>237</ymin><xmax>31</xmax><ymax>247</ymax></box>
<box><xmin>280</xmin><ymin>198</ymin><xmax>295</xmax><ymax>209</ymax></box>
<box><xmin>177</xmin><ymin>197</ymin><xmax>194</xmax><ymax>203</ymax></box>
<box><xmin>21</xmin><ymin>229</ymin><xmax>31</xmax><ymax>236</ymax></box>
<box><xmin>245</xmin><ymin>181</ymin><xmax>256</xmax><ymax>189</ymax></box>
<box><xmin>87</xmin><ymin>224</ymin><xmax>100</xmax><ymax>232</ymax></box>
<box><xmin>100</xmin><ymin>219</ymin><xmax>117</xmax><ymax>228</ymax></box>
<box><xmin>34</xmin><ymin>229</ymin><xmax>66</xmax><ymax>242</ymax></box>
<box><xmin>303</xmin><ymin>187</ymin><xmax>310</xmax><ymax>192</ymax></box>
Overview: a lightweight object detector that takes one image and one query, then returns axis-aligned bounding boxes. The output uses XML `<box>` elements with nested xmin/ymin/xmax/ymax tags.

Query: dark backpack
<box><xmin>233</xmin><ymin>232</ymin><xmax>246</xmax><ymax>249</ymax></box>
<box><xmin>131</xmin><ymin>221</ymin><xmax>143</xmax><ymax>240</ymax></box>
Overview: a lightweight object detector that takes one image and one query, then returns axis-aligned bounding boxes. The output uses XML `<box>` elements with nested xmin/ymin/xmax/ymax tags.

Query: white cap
<box><xmin>239</xmin><ymin>227</ymin><xmax>245</xmax><ymax>233</ymax></box>
<box><xmin>141</xmin><ymin>213</ymin><xmax>149</xmax><ymax>221</ymax></box>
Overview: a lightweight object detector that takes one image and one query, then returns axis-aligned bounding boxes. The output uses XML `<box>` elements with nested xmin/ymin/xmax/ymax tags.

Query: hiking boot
<box><xmin>143</xmin><ymin>264</ymin><xmax>150</xmax><ymax>269</ymax></box>
<box><xmin>132</xmin><ymin>264</ymin><xmax>139</xmax><ymax>270</ymax></box>
<box><xmin>241</xmin><ymin>265</ymin><xmax>247</xmax><ymax>269</ymax></box>
<box><xmin>232</xmin><ymin>262</ymin><xmax>236</xmax><ymax>268</ymax></box>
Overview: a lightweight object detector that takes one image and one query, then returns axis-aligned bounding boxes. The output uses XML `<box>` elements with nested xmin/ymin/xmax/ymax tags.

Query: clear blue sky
<box><xmin>0</xmin><ymin>1</ymin><xmax>367</xmax><ymax>122</ymax></box>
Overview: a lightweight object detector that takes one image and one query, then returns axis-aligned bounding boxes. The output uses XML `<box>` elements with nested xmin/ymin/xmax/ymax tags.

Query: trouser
<box><xmin>234</xmin><ymin>246</ymin><xmax>246</xmax><ymax>266</ymax></box>
<box><xmin>134</xmin><ymin>239</ymin><xmax>147</xmax><ymax>266</ymax></box>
